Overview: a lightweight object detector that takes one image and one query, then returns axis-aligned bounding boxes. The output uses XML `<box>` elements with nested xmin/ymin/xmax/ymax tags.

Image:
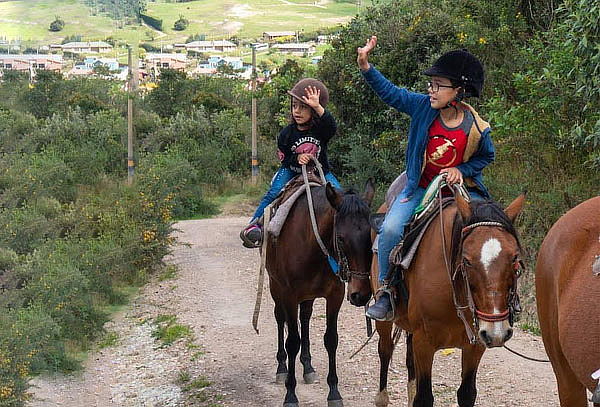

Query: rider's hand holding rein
<box><xmin>357</xmin><ymin>35</ymin><xmax>377</xmax><ymax>72</ymax></box>
<box><xmin>440</xmin><ymin>167</ymin><xmax>463</xmax><ymax>185</ymax></box>
<box><xmin>298</xmin><ymin>153</ymin><xmax>313</xmax><ymax>165</ymax></box>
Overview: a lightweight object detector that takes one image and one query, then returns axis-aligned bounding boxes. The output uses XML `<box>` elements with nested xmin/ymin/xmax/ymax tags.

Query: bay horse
<box><xmin>536</xmin><ymin>196</ymin><xmax>600</xmax><ymax>407</ymax></box>
<box><xmin>266</xmin><ymin>178</ymin><xmax>375</xmax><ymax>407</ymax></box>
<box><xmin>370</xmin><ymin>192</ymin><xmax>526</xmax><ymax>407</ymax></box>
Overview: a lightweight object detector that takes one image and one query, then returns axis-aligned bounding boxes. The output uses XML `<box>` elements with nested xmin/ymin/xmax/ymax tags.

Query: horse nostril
<box><xmin>349</xmin><ymin>293</ymin><xmax>360</xmax><ymax>304</ymax></box>
<box><xmin>504</xmin><ymin>328</ymin><xmax>513</xmax><ymax>342</ymax></box>
<box><xmin>479</xmin><ymin>329</ymin><xmax>491</xmax><ymax>345</ymax></box>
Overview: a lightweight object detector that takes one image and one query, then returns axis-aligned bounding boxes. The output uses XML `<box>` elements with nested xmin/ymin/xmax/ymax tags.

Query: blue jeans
<box><xmin>251</xmin><ymin>167</ymin><xmax>342</xmax><ymax>221</ymax></box>
<box><xmin>377</xmin><ymin>186</ymin><xmax>484</xmax><ymax>282</ymax></box>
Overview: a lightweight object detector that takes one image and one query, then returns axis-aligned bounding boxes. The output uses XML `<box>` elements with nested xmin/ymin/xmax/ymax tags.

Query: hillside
<box><xmin>0</xmin><ymin>0</ymin><xmax>379</xmax><ymax>45</ymax></box>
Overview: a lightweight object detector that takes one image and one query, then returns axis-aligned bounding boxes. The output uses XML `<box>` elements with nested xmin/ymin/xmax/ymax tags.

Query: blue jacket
<box><xmin>362</xmin><ymin>65</ymin><xmax>495</xmax><ymax>199</ymax></box>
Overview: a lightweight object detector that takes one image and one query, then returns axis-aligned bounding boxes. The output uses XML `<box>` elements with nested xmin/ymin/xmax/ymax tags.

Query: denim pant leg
<box><xmin>377</xmin><ymin>187</ymin><xmax>426</xmax><ymax>282</ymax></box>
<box><xmin>324</xmin><ymin>172</ymin><xmax>342</xmax><ymax>190</ymax></box>
<box><xmin>252</xmin><ymin>167</ymin><xmax>295</xmax><ymax>221</ymax></box>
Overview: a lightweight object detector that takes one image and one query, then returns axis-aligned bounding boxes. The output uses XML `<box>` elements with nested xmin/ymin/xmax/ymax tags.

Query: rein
<box><xmin>438</xmin><ymin>184</ymin><xmax>479</xmax><ymax>344</ymax></box>
<box><xmin>439</xmin><ymin>180</ymin><xmax>522</xmax><ymax>345</ymax></box>
<box><xmin>302</xmin><ymin>157</ymin><xmax>341</xmax><ymax>276</ymax></box>
<box><xmin>302</xmin><ymin>156</ymin><xmax>369</xmax><ymax>283</ymax></box>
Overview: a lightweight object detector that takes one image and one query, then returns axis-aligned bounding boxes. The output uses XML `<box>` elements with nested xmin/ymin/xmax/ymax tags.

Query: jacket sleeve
<box><xmin>361</xmin><ymin>64</ymin><xmax>427</xmax><ymax>117</ymax></box>
<box><xmin>456</xmin><ymin>129</ymin><xmax>495</xmax><ymax>177</ymax></box>
<box><xmin>277</xmin><ymin>128</ymin><xmax>297</xmax><ymax>168</ymax></box>
<box><xmin>314</xmin><ymin>110</ymin><xmax>337</xmax><ymax>142</ymax></box>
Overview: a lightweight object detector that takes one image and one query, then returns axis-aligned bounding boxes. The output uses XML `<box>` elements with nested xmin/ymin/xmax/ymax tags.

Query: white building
<box><xmin>54</xmin><ymin>41</ymin><xmax>113</xmax><ymax>54</ymax></box>
<box><xmin>177</xmin><ymin>40</ymin><xmax>237</xmax><ymax>53</ymax></box>
<box><xmin>271</xmin><ymin>43</ymin><xmax>316</xmax><ymax>56</ymax></box>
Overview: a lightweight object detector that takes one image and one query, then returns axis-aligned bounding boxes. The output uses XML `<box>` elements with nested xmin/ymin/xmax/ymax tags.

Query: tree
<box><xmin>173</xmin><ymin>15</ymin><xmax>189</xmax><ymax>31</ymax></box>
<box><xmin>49</xmin><ymin>16</ymin><xmax>65</xmax><ymax>32</ymax></box>
<box><xmin>146</xmin><ymin>68</ymin><xmax>190</xmax><ymax>117</ymax></box>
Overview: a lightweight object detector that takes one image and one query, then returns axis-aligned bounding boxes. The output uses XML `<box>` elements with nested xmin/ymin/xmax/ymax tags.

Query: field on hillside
<box><xmin>0</xmin><ymin>0</ymin><xmax>382</xmax><ymax>45</ymax></box>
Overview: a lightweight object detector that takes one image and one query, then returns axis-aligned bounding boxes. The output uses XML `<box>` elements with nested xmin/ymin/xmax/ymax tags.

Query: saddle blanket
<box><xmin>267</xmin><ymin>181</ymin><xmax>321</xmax><ymax>237</ymax></box>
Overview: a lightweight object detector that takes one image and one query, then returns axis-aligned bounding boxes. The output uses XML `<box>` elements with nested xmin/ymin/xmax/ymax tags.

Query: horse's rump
<box><xmin>536</xmin><ymin>196</ymin><xmax>600</xmax><ymax>393</ymax></box>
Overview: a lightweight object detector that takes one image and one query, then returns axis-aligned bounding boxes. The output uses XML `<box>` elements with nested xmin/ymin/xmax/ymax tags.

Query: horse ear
<box><xmin>326</xmin><ymin>182</ymin><xmax>343</xmax><ymax>210</ymax></box>
<box><xmin>456</xmin><ymin>192</ymin><xmax>472</xmax><ymax>220</ymax></box>
<box><xmin>504</xmin><ymin>193</ymin><xmax>526</xmax><ymax>223</ymax></box>
<box><xmin>369</xmin><ymin>213</ymin><xmax>385</xmax><ymax>232</ymax></box>
<box><xmin>362</xmin><ymin>178</ymin><xmax>375</xmax><ymax>207</ymax></box>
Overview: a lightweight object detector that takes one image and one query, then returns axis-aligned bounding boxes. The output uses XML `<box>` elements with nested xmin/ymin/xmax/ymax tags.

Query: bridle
<box><xmin>450</xmin><ymin>219</ymin><xmax>525</xmax><ymax>344</ymax></box>
<box><xmin>438</xmin><ymin>183</ymin><xmax>524</xmax><ymax>344</ymax></box>
<box><xmin>302</xmin><ymin>158</ymin><xmax>371</xmax><ymax>284</ymax></box>
<box><xmin>332</xmin><ymin>214</ymin><xmax>371</xmax><ymax>283</ymax></box>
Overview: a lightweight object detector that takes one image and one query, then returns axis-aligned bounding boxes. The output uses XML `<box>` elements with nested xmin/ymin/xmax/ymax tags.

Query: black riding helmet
<box><xmin>423</xmin><ymin>49</ymin><xmax>484</xmax><ymax>98</ymax></box>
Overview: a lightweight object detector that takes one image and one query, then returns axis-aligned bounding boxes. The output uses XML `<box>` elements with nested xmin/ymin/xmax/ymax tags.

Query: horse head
<box><xmin>454</xmin><ymin>193</ymin><xmax>526</xmax><ymax>348</ymax></box>
<box><xmin>326</xmin><ymin>178</ymin><xmax>375</xmax><ymax>306</ymax></box>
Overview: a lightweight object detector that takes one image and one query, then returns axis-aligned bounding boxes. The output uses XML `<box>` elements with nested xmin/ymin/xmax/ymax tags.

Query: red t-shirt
<box><xmin>419</xmin><ymin>111</ymin><xmax>472</xmax><ymax>189</ymax></box>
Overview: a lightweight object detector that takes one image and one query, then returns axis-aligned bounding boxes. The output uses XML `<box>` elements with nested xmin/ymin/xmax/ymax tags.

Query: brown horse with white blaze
<box><xmin>371</xmin><ymin>192</ymin><xmax>526</xmax><ymax>407</ymax></box>
<box><xmin>266</xmin><ymin>179</ymin><xmax>375</xmax><ymax>407</ymax></box>
<box><xmin>536</xmin><ymin>196</ymin><xmax>600</xmax><ymax>407</ymax></box>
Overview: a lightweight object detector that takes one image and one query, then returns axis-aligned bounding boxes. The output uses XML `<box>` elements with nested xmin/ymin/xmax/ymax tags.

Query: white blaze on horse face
<box><xmin>480</xmin><ymin>238</ymin><xmax>502</xmax><ymax>274</ymax></box>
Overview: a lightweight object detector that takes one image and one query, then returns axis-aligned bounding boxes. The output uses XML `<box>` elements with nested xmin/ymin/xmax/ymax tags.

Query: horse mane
<box><xmin>336</xmin><ymin>188</ymin><xmax>370</xmax><ymax>220</ymax></box>
<box><xmin>450</xmin><ymin>200</ymin><xmax>522</xmax><ymax>266</ymax></box>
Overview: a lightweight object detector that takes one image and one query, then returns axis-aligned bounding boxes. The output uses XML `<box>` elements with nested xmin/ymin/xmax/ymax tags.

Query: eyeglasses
<box><xmin>427</xmin><ymin>81</ymin><xmax>455</xmax><ymax>92</ymax></box>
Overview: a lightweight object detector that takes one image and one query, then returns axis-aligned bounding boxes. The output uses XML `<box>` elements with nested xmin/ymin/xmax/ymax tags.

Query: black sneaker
<box><xmin>365</xmin><ymin>291</ymin><xmax>394</xmax><ymax>321</ymax></box>
<box><xmin>240</xmin><ymin>224</ymin><xmax>262</xmax><ymax>248</ymax></box>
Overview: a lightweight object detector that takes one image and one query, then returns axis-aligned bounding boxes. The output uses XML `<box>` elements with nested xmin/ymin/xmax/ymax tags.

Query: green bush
<box><xmin>173</xmin><ymin>15</ymin><xmax>189</xmax><ymax>31</ymax></box>
<box><xmin>49</xmin><ymin>16</ymin><xmax>65</xmax><ymax>32</ymax></box>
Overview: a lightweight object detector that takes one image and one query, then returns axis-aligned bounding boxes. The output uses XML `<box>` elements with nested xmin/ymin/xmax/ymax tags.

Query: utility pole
<box><xmin>251</xmin><ymin>45</ymin><xmax>259</xmax><ymax>184</ymax></box>
<box><xmin>127</xmin><ymin>45</ymin><xmax>138</xmax><ymax>184</ymax></box>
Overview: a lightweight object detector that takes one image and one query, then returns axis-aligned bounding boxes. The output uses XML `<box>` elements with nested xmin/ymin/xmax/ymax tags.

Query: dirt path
<box><xmin>30</xmin><ymin>217</ymin><xmax>571</xmax><ymax>406</ymax></box>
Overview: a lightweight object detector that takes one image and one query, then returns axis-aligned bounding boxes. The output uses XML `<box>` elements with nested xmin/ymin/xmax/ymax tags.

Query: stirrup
<box><xmin>366</xmin><ymin>284</ymin><xmax>396</xmax><ymax>321</ymax></box>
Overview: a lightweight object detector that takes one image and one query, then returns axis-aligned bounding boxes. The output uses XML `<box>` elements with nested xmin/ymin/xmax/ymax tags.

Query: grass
<box><xmin>0</xmin><ymin>0</ymin><xmax>387</xmax><ymax>46</ymax></box>
<box><xmin>97</xmin><ymin>331</ymin><xmax>119</xmax><ymax>349</ymax></box>
<box><xmin>157</xmin><ymin>264</ymin><xmax>178</xmax><ymax>281</ymax></box>
<box><xmin>152</xmin><ymin>314</ymin><xmax>193</xmax><ymax>346</ymax></box>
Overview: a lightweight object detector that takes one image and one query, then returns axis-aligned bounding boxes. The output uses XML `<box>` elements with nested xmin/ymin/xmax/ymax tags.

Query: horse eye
<box><xmin>463</xmin><ymin>257</ymin><xmax>473</xmax><ymax>267</ymax></box>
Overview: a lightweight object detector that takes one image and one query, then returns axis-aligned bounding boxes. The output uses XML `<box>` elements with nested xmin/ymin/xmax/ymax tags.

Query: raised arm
<box><xmin>357</xmin><ymin>35</ymin><xmax>427</xmax><ymax>116</ymax></box>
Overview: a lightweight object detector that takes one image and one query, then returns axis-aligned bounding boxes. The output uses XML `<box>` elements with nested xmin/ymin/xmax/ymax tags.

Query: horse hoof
<box><xmin>283</xmin><ymin>403</ymin><xmax>299</xmax><ymax>407</ymax></box>
<box><xmin>327</xmin><ymin>399</ymin><xmax>343</xmax><ymax>407</ymax></box>
<box><xmin>303</xmin><ymin>371</ymin><xmax>318</xmax><ymax>384</ymax></box>
<box><xmin>375</xmin><ymin>389</ymin><xmax>389</xmax><ymax>407</ymax></box>
<box><xmin>275</xmin><ymin>373</ymin><xmax>287</xmax><ymax>385</ymax></box>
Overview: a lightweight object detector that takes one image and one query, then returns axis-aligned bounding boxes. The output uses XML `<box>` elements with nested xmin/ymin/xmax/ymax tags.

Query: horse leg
<box><xmin>551</xmin><ymin>352</ymin><xmax>588</xmax><ymax>406</ymax></box>
<box><xmin>282</xmin><ymin>300</ymin><xmax>301</xmax><ymax>407</ymax></box>
<box><xmin>374</xmin><ymin>321</ymin><xmax>394</xmax><ymax>407</ymax></box>
<box><xmin>274</xmin><ymin>301</ymin><xmax>288</xmax><ymax>385</ymax></box>
<box><xmin>324</xmin><ymin>292</ymin><xmax>344</xmax><ymax>407</ymax></box>
<box><xmin>406</xmin><ymin>332</ymin><xmax>416</xmax><ymax>407</ymax></box>
<box><xmin>541</xmin><ymin>326</ymin><xmax>588</xmax><ymax>406</ymax></box>
<box><xmin>456</xmin><ymin>345</ymin><xmax>485</xmax><ymax>407</ymax></box>
<box><xmin>411</xmin><ymin>332</ymin><xmax>435</xmax><ymax>407</ymax></box>
<box><xmin>299</xmin><ymin>299</ymin><xmax>317</xmax><ymax>384</ymax></box>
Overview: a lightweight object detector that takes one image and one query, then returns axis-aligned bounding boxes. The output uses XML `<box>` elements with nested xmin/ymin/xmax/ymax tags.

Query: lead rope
<box><xmin>252</xmin><ymin>202</ymin><xmax>273</xmax><ymax>334</ymax></box>
<box><xmin>302</xmin><ymin>156</ymin><xmax>340</xmax><ymax>274</ymax></box>
<box><xmin>439</xmin><ymin>181</ymin><xmax>478</xmax><ymax>344</ymax></box>
<box><xmin>502</xmin><ymin>344</ymin><xmax>550</xmax><ymax>362</ymax></box>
